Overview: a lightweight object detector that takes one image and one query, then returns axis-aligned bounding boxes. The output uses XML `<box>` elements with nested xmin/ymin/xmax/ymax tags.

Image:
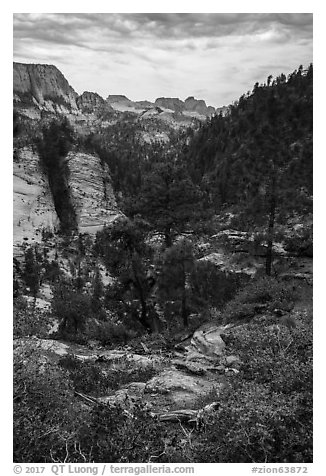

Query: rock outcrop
<box><xmin>106</xmin><ymin>94</ymin><xmax>147</xmax><ymax>113</ymax></box>
<box><xmin>184</xmin><ymin>96</ymin><xmax>215</xmax><ymax>116</ymax></box>
<box><xmin>144</xmin><ymin>369</ymin><xmax>222</xmax><ymax>406</ymax></box>
<box><xmin>106</xmin><ymin>94</ymin><xmax>131</xmax><ymax>104</ymax></box>
<box><xmin>155</xmin><ymin>96</ymin><xmax>216</xmax><ymax>117</ymax></box>
<box><xmin>13</xmin><ymin>62</ymin><xmax>78</xmax><ymax>111</ymax></box>
<box><xmin>13</xmin><ymin>62</ymin><xmax>219</xmax><ymax>121</ymax></box>
<box><xmin>76</xmin><ymin>91</ymin><xmax>112</xmax><ymax>114</ymax></box>
<box><xmin>13</xmin><ymin>147</ymin><xmax>120</xmax><ymax>248</ymax></box>
<box><xmin>66</xmin><ymin>151</ymin><xmax>120</xmax><ymax>234</ymax></box>
<box><xmin>155</xmin><ymin>97</ymin><xmax>185</xmax><ymax>113</ymax></box>
<box><xmin>13</xmin><ymin>147</ymin><xmax>59</xmax><ymax>253</ymax></box>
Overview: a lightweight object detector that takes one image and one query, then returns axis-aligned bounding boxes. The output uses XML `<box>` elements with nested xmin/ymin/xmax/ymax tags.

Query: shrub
<box><xmin>189</xmin><ymin>260</ymin><xmax>245</xmax><ymax>311</ymax></box>
<box><xmin>77</xmin><ymin>403</ymin><xmax>189</xmax><ymax>463</ymax></box>
<box><xmin>192</xmin><ymin>380</ymin><xmax>312</xmax><ymax>463</ymax></box>
<box><xmin>191</xmin><ymin>309</ymin><xmax>312</xmax><ymax>463</ymax></box>
<box><xmin>13</xmin><ymin>296</ymin><xmax>50</xmax><ymax>338</ymax></box>
<box><xmin>85</xmin><ymin>319</ymin><xmax>136</xmax><ymax>346</ymax></box>
<box><xmin>53</xmin><ymin>288</ymin><xmax>92</xmax><ymax>335</ymax></box>
<box><xmin>283</xmin><ymin>225</ymin><xmax>313</xmax><ymax>257</ymax></box>
<box><xmin>23</xmin><ymin>247</ymin><xmax>40</xmax><ymax>297</ymax></box>
<box><xmin>14</xmin><ymin>348</ymin><xmax>87</xmax><ymax>462</ymax></box>
<box><xmin>222</xmin><ymin>276</ymin><xmax>296</xmax><ymax>322</ymax></box>
<box><xmin>58</xmin><ymin>355</ymin><xmax>108</xmax><ymax>396</ymax></box>
<box><xmin>59</xmin><ymin>354</ymin><xmax>157</xmax><ymax>395</ymax></box>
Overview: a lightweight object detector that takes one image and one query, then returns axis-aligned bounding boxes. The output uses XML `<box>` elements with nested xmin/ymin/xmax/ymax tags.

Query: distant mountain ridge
<box><xmin>13</xmin><ymin>62</ymin><xmax>220</xmax><ymax>118</ymax></box>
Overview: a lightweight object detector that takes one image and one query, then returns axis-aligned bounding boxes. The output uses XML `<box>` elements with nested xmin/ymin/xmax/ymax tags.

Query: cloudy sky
<box><xmin>13</xmin><ymin>13</ymin><xmax>313</xmax><ymax>107</ymax></box>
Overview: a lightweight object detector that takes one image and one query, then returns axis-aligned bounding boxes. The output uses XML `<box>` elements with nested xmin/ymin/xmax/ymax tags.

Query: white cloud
<box><xmin>13</xmin><ymin>13</ymin><xmax>313</xmax><ymax>107</ymax></box>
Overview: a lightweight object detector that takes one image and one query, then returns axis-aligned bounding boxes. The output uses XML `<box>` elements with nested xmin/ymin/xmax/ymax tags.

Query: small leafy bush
<box><xmin>222</xmin><ymin>276</ymin><xmax>296</xmax><ymax>322</ymax></box>
<box><xmin>14</xmin><ymin>348</ymin><xmax>87</xmax><ymax>462</ymax></box>
<box><xmin>59</xmin><ymin>354</ymin><xmax>157</xmax><ymax>394</ymax></box>
<box><xmin>192</xmin><ymin>380</ymin><xmax>312</xmax><ymax>463</ymax></box>
<box><xmin>191</xmin><ymin>308</ymin><xmax>312</xmax><ymax>463</ymax></box>
<box><xmin>85</xmin><ymin>319</ymin><xmax>136</xmax><ymax>346</ymax></box>
<box><xmin>13</xmin><ymin>296</ymin><xmax>50</xmax><ymax>338</ymax></box>
<box><xmin>189</xmin><ymin>260</ymin><xmax>245</xmax><ymax>311</ymax></box>
<box><xmin>283</xmin><ymin>226</ymin><xmax>313</xmax><ymax>257</ymax></box>
<box><xmin>77</xmin><ymin>403</ymin><xmax>189</xmax><ymax>463</ymax></box>
<box><xmin>58</xmin><ymin>355</ymin><xmax>108</xmax><ymax>396</ymax></box>
<box><xmin>53</xmin><ymin>288</ymin><xmax>92</xmax><ymax>335</ymax></box>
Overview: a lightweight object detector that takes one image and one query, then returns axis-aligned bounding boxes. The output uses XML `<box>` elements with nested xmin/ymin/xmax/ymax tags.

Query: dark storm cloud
<box><xmin>130</xmin><ymin>12</ymin><xmax>312</xmax><ymax>39</ymax></box>
<box><xmin>14</xmin><ymin>13</ymin><xmax>312</xmax><ymax>52</ymax></box>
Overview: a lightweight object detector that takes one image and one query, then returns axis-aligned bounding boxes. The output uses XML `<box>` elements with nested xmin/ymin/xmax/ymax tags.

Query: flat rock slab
<box><xmin>14</xmin><ymin>338</ymin><xmax>164</xmax><ymax>369</ymax></box>
<box><xmin>144</xmin><ymin>369</ymin><xmax>223</xmax><ymax>407</ymax></box>
<box><xmin>172</xmin><ymin>359</ymin><xmax>206</xmax><ymax>375</ymax></box>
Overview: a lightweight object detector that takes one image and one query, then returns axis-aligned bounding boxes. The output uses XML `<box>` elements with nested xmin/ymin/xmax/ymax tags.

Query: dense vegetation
<box><xmin>36</xmin><ymin>118</ymin><xmax>77</xmax><ymax>233</ymax></box>
<box><xmin>14</xmin><ymin>281</ymin><xmax>312</xmax><ymax>463</ymax></box>
<box><xmin>185</xmin><ymin>65</ymin><xmax>313</xmax><ymax>274</ymax></box>
<box><xmin>13</xmin><ymin>65</ymin><xmax>313</xmax><ymax>463</ymax></box>
<box><xmin>81</xmin><ymin>116</ymin><xmax>192</xmax><ymax>200</ymax></box>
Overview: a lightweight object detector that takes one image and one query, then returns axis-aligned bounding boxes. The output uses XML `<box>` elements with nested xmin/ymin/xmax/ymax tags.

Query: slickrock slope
<box><xmin>14</xmin><ymin>320</ymin><xmax>233</xmax><ymax>413</ymax></box>
<box><xmin>13</xmin><ymin>62</ymin><xmax>78</xmax><ymax>112</ymax></box>
<box><xmin>13</xmin><ymin>147</ymin><xmax>120</xmax><ymax>250</ymax></box>
<box><xmin>13</xmin><ymin>147</ymin><xmax>58</xmax><ymax>253</ymax></box>
<box><xmin>68</xmin><ymin>152</ymin><xmax>120</xmax><ymax>233</ymax></box>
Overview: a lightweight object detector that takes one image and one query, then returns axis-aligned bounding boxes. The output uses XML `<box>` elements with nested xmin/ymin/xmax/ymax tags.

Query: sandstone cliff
<box><xmin>13</xmin><ymin>62</ymin><xmax>79</xmax><ymax>111</ymax></box>
<box><xmin>13</xmin><ymin>147</ymin><xmax>120</xmax><ymax>253</ymax></box>
<box><xmin>155</xmin><ymin>96</ymin><xmax>215</xmax><ymax>117</ymax></box>
<box><xmin>184</xmin><ymin>96</ymin><xmax>215</xmax><ymax>116</ymax></box>
<box><xmin>68</xmin><ymin>151</ymin><xmax>120</xmax><ymax>233</ymax></box>
<box><xmin>155</xmin><ymin>97</ymin><xmax>185</xmax><ymax>113</ymax></box>
<box><xmin>13</xmin><ymin>147</ymin><xmax>59</xmax><ymax>254</ymax></box>
<box><xmin>13</xmin><ymin>62</ymin><xmax>218</xmax><ymax>120</ymax></box>
<box><xmin>76</xmin><ymin>91</ymin><xmax>107</xmax><ymax>113</ymax></box>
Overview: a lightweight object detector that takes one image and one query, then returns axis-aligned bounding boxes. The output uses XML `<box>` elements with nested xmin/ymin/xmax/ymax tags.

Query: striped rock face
<box><xmin>13</xmin><ymin>147</ymin><xmax>121</xmax><ymax>255</ymax></box>
<box><xmin>14</xmin><ymin>62</ymin><xmax>79</xmax><ymax>112</ymax></box>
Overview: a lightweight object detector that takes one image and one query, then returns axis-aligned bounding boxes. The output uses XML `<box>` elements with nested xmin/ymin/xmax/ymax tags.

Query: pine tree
<box><xmin>96</xmin><ymin>218</ymin><xmax>153</xmax><ymax>331</ymax></box>
<box><xmin>23</xmin><ymin>247</ymin><xmax>40</xmax><ymax>298</ymax></box>
<box><xmin>134</xmin><ymin>161</ymin><xmax>202</xmax><ymax>247</ymax></box>
<box><xmin>36</xmin><ymin>118</ymin><xmax>76</xmax><ymax>233</ymax></box>
<box><xmin>185</xmin><ymin>65</ymin><xmax>313</xmax><ymax>275</ymax></box>
<box><xmin>158</xmin><ymin>238</ymin><xmax>194</xmax><ymax>327</ymax></box>
<box><xmin>91</xmin><ymin>267</ymin><xmax>104</xmax><ymax>313</ymax></box>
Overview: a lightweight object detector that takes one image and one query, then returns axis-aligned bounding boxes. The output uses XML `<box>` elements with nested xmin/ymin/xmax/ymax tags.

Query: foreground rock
<box><xmin>144</xmin><ymin>369</ymin><xmax>223</xmax><ymax>407</ymax></box>
<box><xmin>15</xmin><ymin>319</ymin><xmax>239</xmax><ymax>419</ymax></box>
<box><xmin>184</xmin><ymin>324</ymin><xmax>231</xmax><ymax>366</ymax></box>
<box><xmin>13</xmin><ymin>337</ymin><xmax>163</xmax><ymax>368</ymax></box>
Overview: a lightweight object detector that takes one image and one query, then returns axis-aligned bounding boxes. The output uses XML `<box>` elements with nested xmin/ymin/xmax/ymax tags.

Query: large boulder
<box><xmin>185</xmin><ymin>325</ymin><xmax>226</xmax><ymax>364</ymax></box>
<box><xmin>96</xmin><ymin>382</ymin><xmax>147</xmax><ymax>409</ymax></box>
<box><xmin>145</xmin><ymin>369</ymin><xmax>223</xmax><ymax>406</ymax></box>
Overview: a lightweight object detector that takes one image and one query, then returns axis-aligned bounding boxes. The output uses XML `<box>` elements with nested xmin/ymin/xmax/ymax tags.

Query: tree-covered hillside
<box><xmin>186</xmin><ymin>64</ymin><xmax>312</xmax><ymax>207</ymax></box>
<box><xmin>184</xmin><ymin>65</ymin><xmax>313</xmax><ymax>274</ymax></box>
